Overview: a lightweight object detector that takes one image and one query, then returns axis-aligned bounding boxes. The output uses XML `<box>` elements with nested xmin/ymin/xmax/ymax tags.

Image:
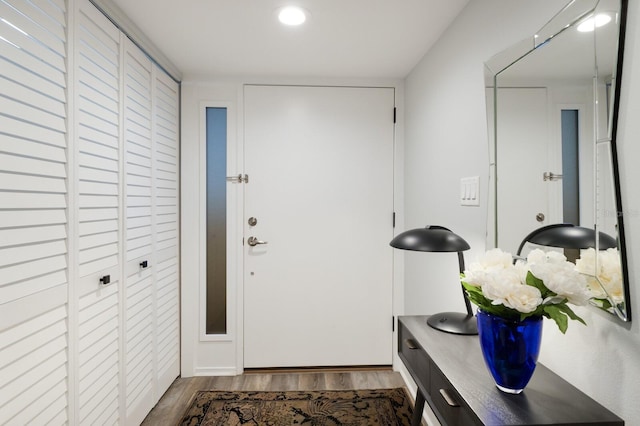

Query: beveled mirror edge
<box><xmin>603</xmin><ymin>0</ymin><xmax>631</xmax><ymax>321</ymax></box>
<box><xmin>484</xmin><ymin>0</ymin><xmax>598</xmax><ymax>77</ymax></box>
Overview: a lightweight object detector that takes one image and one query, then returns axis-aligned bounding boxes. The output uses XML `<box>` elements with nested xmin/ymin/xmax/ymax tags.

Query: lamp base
<box><xmin>427</xmin><ymin>312</ymin><xmax>478</xmax><ymax>335</ymax></box>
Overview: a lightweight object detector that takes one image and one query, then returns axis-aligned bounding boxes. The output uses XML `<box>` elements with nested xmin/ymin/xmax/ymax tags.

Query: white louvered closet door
<box><xmin>0</xmin><ymin>1</ymin><xmax>69</xmax><ymax>424</ymax></box>
<box><xmin>0</xmin><ymin>0</ymin><xmax>180</xmax><ymax>423</ymax></box>
<box><xmin>152</xmin><ymin>67</ymin><xmax>180</xmax><ymax>395</ymax></box>
<box><xmin>123</xmin><ymin>37</ymin><xmax>155</xmax><ymax>425</ymax></box>
<box><xmin>74</xmin><ymin>0</ymin><xmax>122</xmax><ymax>424</ymax></box>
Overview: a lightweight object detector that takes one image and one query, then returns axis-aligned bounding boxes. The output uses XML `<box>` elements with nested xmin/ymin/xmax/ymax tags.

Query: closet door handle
<box><xmin>99</xmin><ymin>275</ymin><xmax>111</xmax><ymax>285</ymax></box>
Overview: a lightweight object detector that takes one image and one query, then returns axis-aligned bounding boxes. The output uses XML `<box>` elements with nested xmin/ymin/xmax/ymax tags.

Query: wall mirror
<box><xmin>485</xmin><ymin>0</ymin><xmax>631</xmax><ymax>321</ymax></box>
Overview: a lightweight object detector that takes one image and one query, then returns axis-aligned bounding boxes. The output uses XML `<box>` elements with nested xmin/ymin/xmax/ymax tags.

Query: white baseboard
<box><xmin>193</xmin><ymin>366</ymin><xmax>240</xmax><ymax>376</ymax></box>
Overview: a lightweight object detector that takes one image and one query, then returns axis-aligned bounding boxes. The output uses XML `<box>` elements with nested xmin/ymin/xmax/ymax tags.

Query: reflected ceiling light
<box><xmin>278</xmin><ymin>6</ymin><xmax>307</xmax><ymax>26</ymax></box>
<box><xmin>577</xmin><ymin>13</ymin><xmax>612</xmax><ymax>32</ymax></box>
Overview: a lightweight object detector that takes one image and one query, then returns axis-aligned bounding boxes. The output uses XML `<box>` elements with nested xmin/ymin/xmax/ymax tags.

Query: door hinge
<box><xmin>226</xmin><ymin>174</ymin><xmax>249</xmax><ymax>183</ymax></box>
<box><xmin>393</xmin><ymin>107</ymin><xmax>396</xmax><ymax>123</ymax></box>
<box><xmin>392</xmin><ymin>212</ymin><xmax>396</xmax><ymax>228</ymax></box>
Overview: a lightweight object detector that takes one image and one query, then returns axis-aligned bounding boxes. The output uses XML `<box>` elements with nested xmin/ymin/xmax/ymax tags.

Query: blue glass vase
<box><xmin>476</xmin><ymin>309</ymin><xmax>543</xmax><ymax>394</ymax></box>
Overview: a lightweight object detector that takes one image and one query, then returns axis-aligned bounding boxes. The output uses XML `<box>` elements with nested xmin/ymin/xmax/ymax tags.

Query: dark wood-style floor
<box><xmin>141</xmin><ymin>367</ymin><xmax>409</xmax><ymax>425</ymax></box>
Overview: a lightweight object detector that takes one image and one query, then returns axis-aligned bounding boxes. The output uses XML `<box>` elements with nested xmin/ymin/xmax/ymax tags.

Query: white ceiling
<box><xmin>109</xmin><ymin>0</ymin><xmax>470</xmax><ymax>80</ymax></box>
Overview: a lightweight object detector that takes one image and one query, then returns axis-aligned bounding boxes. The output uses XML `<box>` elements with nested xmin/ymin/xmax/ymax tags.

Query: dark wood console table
<box><xmin>399</xmin><ymin>315</ymin><xmax>624</xmax><ymax>425</ymax></box>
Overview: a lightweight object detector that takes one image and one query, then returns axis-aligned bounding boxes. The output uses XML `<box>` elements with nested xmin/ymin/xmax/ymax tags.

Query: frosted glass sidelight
<box><xmin>206</xmin><ymin>107</ymin><xmax>228</xmax><ymax>334</ymax></box>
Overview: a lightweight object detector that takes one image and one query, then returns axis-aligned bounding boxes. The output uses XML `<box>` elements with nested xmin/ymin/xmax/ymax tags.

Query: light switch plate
<box><xmin>460</xmin><ymin>176</ymin><xmax>480</xmax><ymax>206</ymax></box>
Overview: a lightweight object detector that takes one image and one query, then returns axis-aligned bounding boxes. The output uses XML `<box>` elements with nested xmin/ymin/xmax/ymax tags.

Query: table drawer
<box><xmin>430</xmin><ymin>362</ymin><xmax>479</xmax><ymax>426</ymax></box>
<box><xmin>398</xmin><ymin>321</ymin><xmax>430</xmax><ymax>391</ymax></box>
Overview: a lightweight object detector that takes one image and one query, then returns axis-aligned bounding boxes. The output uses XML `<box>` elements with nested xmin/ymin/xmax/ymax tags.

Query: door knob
<box><xmin>247</xmin><ymin>236</ymin><xmax>268</xmax><ymax>246</ymax></box>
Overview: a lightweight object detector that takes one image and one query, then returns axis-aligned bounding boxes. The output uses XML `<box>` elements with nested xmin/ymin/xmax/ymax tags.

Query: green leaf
<box><xmin>555</xmin><ymin>303</ymin><xmax>587</xmax><ymax>326</ymax></box>
<box><xmin>526</xmin><ymin>271</ymin><xmax>554</xmax><ymax>298</ymax></box>
<box><xmin>543</xmin><ymin>305</ymin><xmax>569</xmax><ymax>334</ymax></box>
<box><xmin>591</xmin><ymin>298</ymin><xmax>613</xmax><ymax>311</ymax></box>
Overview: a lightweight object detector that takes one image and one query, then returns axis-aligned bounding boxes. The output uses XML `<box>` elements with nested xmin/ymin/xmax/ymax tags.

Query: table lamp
<box><xmin>390</xmin><ymin>225</ymin><xmax>478</xmax><ymax>335</ymax></box>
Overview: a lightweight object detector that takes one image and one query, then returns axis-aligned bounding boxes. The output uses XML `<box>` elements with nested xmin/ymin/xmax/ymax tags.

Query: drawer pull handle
<box><xmin>404</xmin><ymin>339</ymin><xmax>418</xmax><ymax>350</ymax></box>
<box><xmin>439</xmin><ymin>389</ymin><xmax>460</xmax><ymax>407</ymax></box>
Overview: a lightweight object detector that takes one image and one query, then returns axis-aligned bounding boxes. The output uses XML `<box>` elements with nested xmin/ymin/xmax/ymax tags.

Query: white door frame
<box><xmin>180</xmin><ymin>79</ymin><xmax>406</xmax><ymax>377</ymax></box>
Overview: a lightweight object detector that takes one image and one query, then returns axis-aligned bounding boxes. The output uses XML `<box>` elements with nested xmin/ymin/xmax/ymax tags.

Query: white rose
<box><xmin>480</xmin><ymin>269</ymin><xmax>542</xmax><ymax>313</ymax></box>
<box><xmin>463</xmin><ymin>248</ymin><xmax>515</xmax><ymax>287</ymax></box>
<box><xmin>467</xmin><ymin>248</ymin><xmax>513</xmax><ymax>273</ymax></box>
<box><xmin>530</xmin><ymin>261</ymin><xmax>591</xmax><ymax>306</ymax></box>
<box><xmin>504</xmin><ymin>285</ymin><xmax>543</xmax><ymax>313</ymax></box>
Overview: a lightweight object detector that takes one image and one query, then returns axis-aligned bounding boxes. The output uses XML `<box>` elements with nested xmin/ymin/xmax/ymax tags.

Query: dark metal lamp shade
<box><xmin>390</xmin><ymin>225</ymin><xmax>471</xmax><ymax>252</ymax></box>
<box><xmin>516</xmin><ymin>224</ymin><xmax>617</xmax><ymax>256</ymax></box>
<box><xmin>390</xmin><ymin>226</ymin><xmax>477</xmax><ymax>335</ymax></box>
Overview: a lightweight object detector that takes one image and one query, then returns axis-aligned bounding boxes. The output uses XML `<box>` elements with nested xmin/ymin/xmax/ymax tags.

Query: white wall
<box><xmin>404</xmin><ymin>0</ymin><xmax>640</xmax><ymax>423</ymax></box>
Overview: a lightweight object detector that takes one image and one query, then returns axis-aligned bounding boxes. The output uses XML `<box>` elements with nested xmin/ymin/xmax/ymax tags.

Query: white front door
<box><xmin>243</xmin><ymin>85</ymin><xmax>395</xmax><ymax>368</ymax></box>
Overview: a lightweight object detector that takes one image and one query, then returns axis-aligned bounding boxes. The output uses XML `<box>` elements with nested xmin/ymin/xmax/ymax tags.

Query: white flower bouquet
<box><xmin>461</xmin><ymin>248</ymin><xmax>592</xmax><ymax>333</ymax></box>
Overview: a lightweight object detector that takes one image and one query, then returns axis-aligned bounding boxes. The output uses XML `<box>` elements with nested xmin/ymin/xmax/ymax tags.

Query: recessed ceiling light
<box><xmin>278</xmin><ymin>6</ymin><xmax>307</xmax><ymax>26</ymax></box>
<box><xmin>577</xmin><ymin>13</ymin><xmax>612</xmax><ymax>32</ymax></box>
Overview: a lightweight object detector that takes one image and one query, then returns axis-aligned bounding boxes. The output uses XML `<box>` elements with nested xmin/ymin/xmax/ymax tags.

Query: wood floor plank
<box><xmin>298</xmin><ymin>372</ymin><xmax>326</xmax><ymax>390</ymax></box>
<box><xmin>141</xmin><ymin>369</ymin><xmax>408</xmax><ymax>426</ymax></box>
<box><xmin>324</xmin><ymin>372</ymin><xmax>353</xmax><ymax>390</ymax></box>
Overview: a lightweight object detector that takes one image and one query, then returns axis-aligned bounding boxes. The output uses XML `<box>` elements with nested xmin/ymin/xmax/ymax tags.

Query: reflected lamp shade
<box><xmin>516</xmin><ymin>223</ymin><xmax>617</xmax><ymax>256</ymax></box>
<box><xmin>390</xmin><ymin>226</ymin><xmax>478</xmax><ymax>335</ymax></box>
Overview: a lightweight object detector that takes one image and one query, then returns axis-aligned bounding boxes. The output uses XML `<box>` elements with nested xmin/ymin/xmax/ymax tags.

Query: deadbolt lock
<box><xmin>248</xmin><ymin>217</ymin><xmax>258</xmax><ymax>226</ymax></box>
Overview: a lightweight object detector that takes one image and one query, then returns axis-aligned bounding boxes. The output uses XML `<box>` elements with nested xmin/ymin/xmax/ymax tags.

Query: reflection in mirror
<box><xmin>485</xmin><ymin>0</ymin><xmax>631</xmax><ymax>321</ymax></box>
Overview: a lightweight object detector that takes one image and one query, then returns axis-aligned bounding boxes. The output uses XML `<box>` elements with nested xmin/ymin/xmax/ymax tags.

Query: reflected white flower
<box><xmin>576</xmin><ymin>247</ymin><xmax>623</xmax><ymax>306</ymax></box>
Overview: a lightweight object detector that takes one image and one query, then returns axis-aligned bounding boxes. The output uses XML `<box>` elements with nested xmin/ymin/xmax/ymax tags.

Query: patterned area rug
<box><xmin>179</xmin><ymin>387</ymin><xmax>414</xmax><ymax>425</ymax></box>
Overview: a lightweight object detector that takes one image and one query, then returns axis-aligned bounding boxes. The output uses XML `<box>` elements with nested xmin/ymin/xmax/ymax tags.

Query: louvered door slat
<box><xmin>0</xmin><ymin>75</ymin><xmax>66</xmax><ymax>117</ymax></box>
<box><xmin>77</xmin><ymin>286</ymin><xmax>119</xmax><ymax>423</ymax></box>
<box><xmin>0</xmin><ymin>152</ymin><xmax>66</xmax><ymax>178</ymax></box>
<box><xmin>0</xmin><ymin>3</ymin><xmax>65</xmax><ymax>69</ymax></box>
<box><xmin>4</xmin><ymin>0</ymin><xmax>67</xmax><ymax>40</ymax></box>
<box><xmin>0</xmin><ymin>116</ymin><xmax>66</xmax><ymax>148</ymax></box>
<box><xmin>0</xmin><ymin>271</ymin><xmax>67</xmax><ymax>304</ymax></box>
<box><xmin>0</xmin><ymin>305</ymin><xmax>68</xmax><ymax>425</ymax></box>
<box><xmin>0</xmin><ymin>42</ymin><xmax>65</xmax><ymax>88</ymax></box>
<box><xmin>0</xmin><ymin>135</ymin><xmax>66</xmax><ymax>162</ymax></box>
<box><xmin>0</xmin><ymin>96</ymin><xmax>65</xmax><ymax>132</ymax></box>
<box><xmin>0</xmin><ymin>255</ymin><xmax>67</xmax><ymax>288</ymax></box>
<box><xmin>0</xmin><ymin>57</ymin><xmax>66</xmax><ymax>100</ymax></box>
